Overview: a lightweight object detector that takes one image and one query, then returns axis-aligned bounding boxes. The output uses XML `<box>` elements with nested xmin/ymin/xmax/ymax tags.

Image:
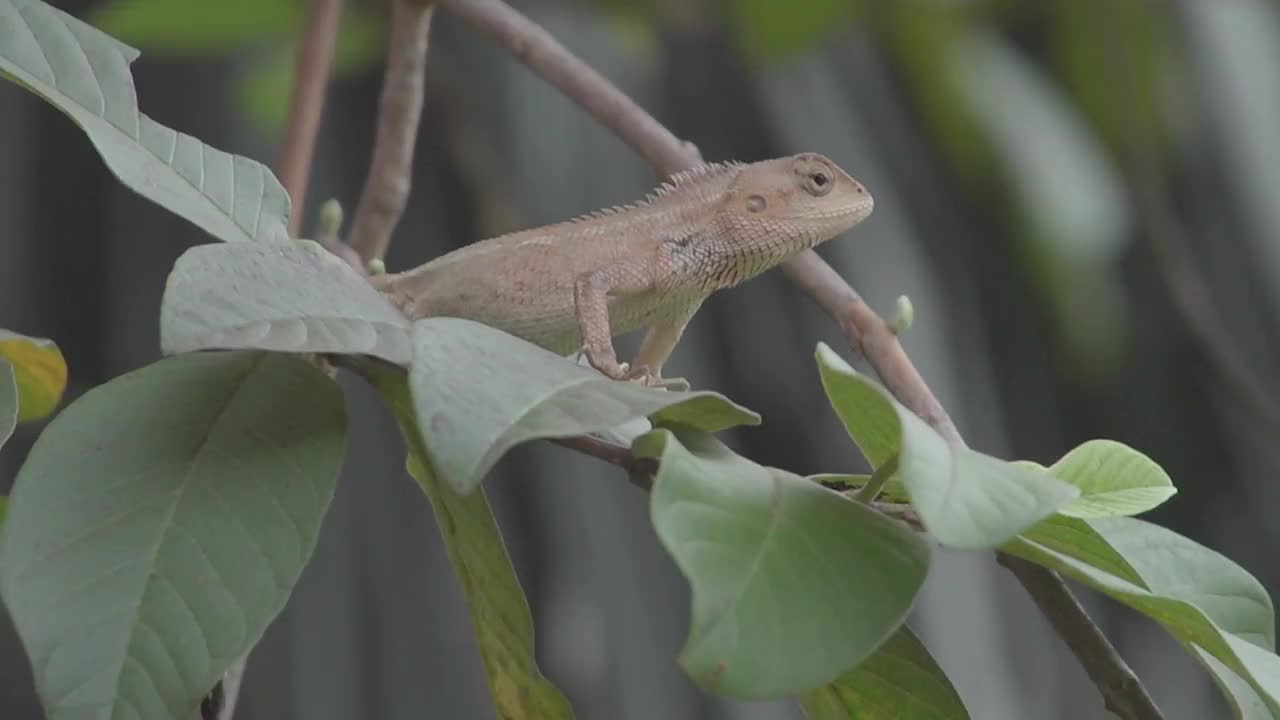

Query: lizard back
<box><xmin>377</xmin><ymin>162</ymin><xmax>745</xmax><ymax>353</ymax></box>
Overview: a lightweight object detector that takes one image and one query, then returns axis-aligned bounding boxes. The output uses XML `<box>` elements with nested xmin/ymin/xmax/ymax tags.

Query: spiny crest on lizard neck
<box><xmin>565</xmin><ymin>160</ymin><xmax>747</xmax><ymax>224</ymax></box>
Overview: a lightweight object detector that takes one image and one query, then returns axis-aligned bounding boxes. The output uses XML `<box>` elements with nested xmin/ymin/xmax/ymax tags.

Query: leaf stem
<box><xmin>278</xmin><ymin>0</ymin><xmax>345</xmax><ymax>236</ymax></box>
<box><xmin>854</xmin><ymin>454</ymin><xmax>898</xmax><ymax>504</ymax></box>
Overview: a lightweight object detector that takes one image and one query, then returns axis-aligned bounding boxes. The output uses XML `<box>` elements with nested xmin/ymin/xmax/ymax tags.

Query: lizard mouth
<box><xmin>809</xmin><ymin>197</ymin><xmax>875</xmax><ymax>225</ymax></box>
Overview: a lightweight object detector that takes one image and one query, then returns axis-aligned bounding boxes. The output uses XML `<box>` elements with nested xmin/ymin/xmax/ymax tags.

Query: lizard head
<box><xmin>731</xmin><ymin>153</ymin><xmax>873</xmax><ymax>240</ymax></box>
<box><xmin>710</xmin><ymin>153</ymin><xmax>873</xmax><ymax>285</ymax></box>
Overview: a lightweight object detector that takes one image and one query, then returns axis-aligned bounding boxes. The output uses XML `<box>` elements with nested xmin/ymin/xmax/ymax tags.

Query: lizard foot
<box><xmin>621</xmin><ymin>363</ymin><xmax>690</xmax><ymax>391</ymax></box>
<box><xmin>575</xmin><ymin>350</ymin><xmax>690</xmax><ymax>391</ymax></box>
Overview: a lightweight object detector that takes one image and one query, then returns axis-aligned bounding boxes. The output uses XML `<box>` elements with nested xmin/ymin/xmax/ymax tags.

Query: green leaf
<box><xmin>0</xmin><ymin>0</ymin><xmax>290</xmax><ymax>244</ymax></box>
<box><xmin>0</xmin><ymin>496</ymin><xmax>7</xmax><ymax>527</ymax></box>
<box><xmin>0</xmin><ymin>351</ymin><xmax>346</xmax><ymax>720</ymax></box>
<box><xmin>1195</xmin><ymin>645</ymin><xmax>1273</xmax><ymax>720</ymax></box>
<box><xmin>160</xmin><ymin>239</ymin><xmax>412</xmax><ymax>364</ymax></box>
<box><xmin>815</xmin><ymin>343</ymin><xmax>1078</xmax><ymax>548</ymax></box>
<box><xmin>0</xmin><ymin>329</ymin><xmax>67</xmax><ymax>422</ymax></box>
<box><xmin>409</xmin><ymin>318</ymin><xmax>760</xmax><ymax>494</ymax></box>
<box><xmin>371</xmin><ymin>368</ymin><xmax>574</xmax><ymax>720</ymax></box>
<box><xmin>1047</xmin><ymin>439</ymin><xmax>1176</xmax><ymax>518</ymax></box>
<box><xmin>88</xmin><ymin>0</ymin><xmax>301</xmax><ymax>54</ymax></box>
<box><xmin>1005</xmin><ymin>515</ymin><xmax>1280</xmax><ymax>713</ymax></box>
<box><xmin>799</xmin><ymin>626</ymin><xmax>969</xmax><ymax>720</ymax></box>
<box><xmin>638</xmin><ymin>427</ymin><xmax>930</xmax><ymax>698</ymax></box>
<box><xmin>0</xmin><ymin>361</ymin><xmax>15</xmax><ymax>450</ymax></box>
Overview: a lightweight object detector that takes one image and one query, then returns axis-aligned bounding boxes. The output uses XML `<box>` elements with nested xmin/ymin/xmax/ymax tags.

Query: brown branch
<box><xmin>552</xmin><ymin>436</ymin><xmax>921</xmax><ymax>528</ymax></box>
<box><xmin>1000</xmin><ymin>555</ymin><xmax>1163</xmax><ymax>719</ymax></box>
<box><xmin>781</xmin><ymin>251</ymin><xmax>962</xmax><ymax>441</ymax></box>
<box><xmin>197</xmin><ymin>1</ymin><xmax>347</xmax><ymax>718</ymax></box>
<box><xmin>551</xmin><ymin>435</ymin><xmax>657</xmax><ymax>491</ymax></box>
<box><xmin>440</xmin><ymin>1</ymin><xmax>1161</xmax><ymax>716</ymax></box>
<box><xmin>278</xmin><ymin>0</ymin><xmax>345</xmax><ymax>236</ymax></box>
<box><xmin>348</xmin><ymin>0</ymin><xmax>436</xmax><ymax>263</ymax></box>
<box><xmin>438</xmin><ymin>0</ymin><xmax>702</xmax><ymax>176</ymax></box>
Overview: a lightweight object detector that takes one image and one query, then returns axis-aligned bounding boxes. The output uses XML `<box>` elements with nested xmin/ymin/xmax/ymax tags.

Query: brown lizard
<box><xmin>371</xmin><ymin>152</ymin><xmax>873</xmax><ymax>387</ymax></box>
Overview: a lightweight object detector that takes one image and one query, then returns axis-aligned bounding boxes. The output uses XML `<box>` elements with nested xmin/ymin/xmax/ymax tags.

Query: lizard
<box><xmin>371</xmin><ymin>152</ymin><xmax>874</xmax><ymax>387</ymax></box>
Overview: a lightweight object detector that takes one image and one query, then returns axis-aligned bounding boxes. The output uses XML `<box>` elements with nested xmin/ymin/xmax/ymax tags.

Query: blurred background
<box><xmin>2</xmin><ymin>0</ymin><xmax>1278</xmax><ymax>718</ymax></box>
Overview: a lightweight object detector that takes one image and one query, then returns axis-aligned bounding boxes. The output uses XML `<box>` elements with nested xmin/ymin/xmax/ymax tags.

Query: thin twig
<box><xmin>999</xmin><ymin>555</ymin><xmax>1163</xmax><ymax>720</ymax></box>
<box><xmin>1099</xmin><ymin>4</ymin><xmax>1280</xmax><ymax>435</ymax></box>
<box><xmin>348</xmin><ymin>0</ymin><xmax>436</xmax><ymax>263</ymax></box>
<box><xmin>854</xmin><ymin>454</ymin><xmax>898</xmax><ymax>504</ymax></box>
<box><xmin>553</xmin><ymin>436</ymin><xmax>920</xmax><ymax>529</ymax></box>
<box><xmin>438</xmin><ymin>0</ymin><xmax>702</xmax><ymax>175</ymax></box>
<box><xmin>195</xmin><ymin>1</ymin><xmax>347</xmax><ymax>718</ymax></box>
<box><xmin>439</xmin><ymin>1</ymin><xmax>1161</xmax><ymax>716</ymax></box>
<box><xmin>1132</xmin><ymin>173</ymin><xmax>1280</xmax><ymax>431</ymax></box>
<box><xmin>278</xmin><ymin>0</ymin><xmax>345</xmax><ymax>236</ymax></box>
<box><xmin>551</xmin><ymin>435</ymin><xmax>657</xmax><ymax>491</ymax></box>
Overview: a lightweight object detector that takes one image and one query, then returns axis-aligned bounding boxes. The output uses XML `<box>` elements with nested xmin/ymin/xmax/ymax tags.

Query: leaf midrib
<box><xmin>688</xmin><ymin>471</ymin><xmax>785</xmax><ymax>652</ymax></box>
<box><xmin>99</xmin><ymin>355</ymin><xmax>263</xmax><ymax>718</ymax></box>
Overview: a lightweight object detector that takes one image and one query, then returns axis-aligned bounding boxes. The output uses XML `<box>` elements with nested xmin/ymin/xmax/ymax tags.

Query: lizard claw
<box><xmin>624</xmin><ymin>363</ymin><xmax>690</xmax><ymax>391</ymax></box>
<box><xmin>653</xmin><ymin>376</ymin><xmax>691</xmax><ymax>391</ymax></box>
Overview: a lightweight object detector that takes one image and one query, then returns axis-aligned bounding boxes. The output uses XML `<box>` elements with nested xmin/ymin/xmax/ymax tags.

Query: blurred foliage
<box><xmin>90</xmin><ymin>0</ymin><xmax>304</xmax><ymax>52</ymax></box>
<box><xmin>727</xmin><ymin>0</ymin><xmax>862</xmax><ymax>62</ymax></box>
<box><xmin>88</xmin><ymin>0</ymin><xmax>385</xmax><ymax>131</ymax></box>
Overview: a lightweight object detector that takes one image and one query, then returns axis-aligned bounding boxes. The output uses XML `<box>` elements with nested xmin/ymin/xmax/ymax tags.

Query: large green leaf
<box><xmin>0</xmin><ymin>351</ymin><xmax>346</xmax><ymax>720</ymax></box>
<box><xmin>409</xmin><ymin>318</ymin><xmax>760</xmax><ymax>494</ymax></box>
<box><xmin>371</xmin><ymin>369</ymin><xmax>574</xmax><ymax>720</ymax></box>
<box><xmin>815</xmin><ymin>343</ymin><xmax>1078</xmax><ymax>548</ymax></box>
<box><xmin>638</xmin><ymin>427</ymin><xmax>930</xmax><ymax>699</ymax></box>
<box><xmin>160</xmin><ymin>239</ymin><xmax>412</xmax><ymax>364</ymax></box>
<box><xmin>1044</xmin><ymin>439</ymin><xmax>1176</xmax><ymax>518</ymax></box>
<box><xmin>0</xmin><ymin>360</ymin><xmax>15</xmax><ymax>450</ymax></box>
<box><xmin>0</xmin><ymin>0</ymin><xmax>290</xmax><ymax>244</ymax></box>
<box><xmin>1005</xmin><ymin>515</ymin><xmax>1280</xmax><ymax>713</ymax></box>
<box><xmin>799</xmin><ymin>626</ymin><xmax>968</xmax><ymax>720</ymax></box>
<box><xmin>0</xmin><ymin>329</ymin><xmax>67</xmax><ymax>422</ymax></box>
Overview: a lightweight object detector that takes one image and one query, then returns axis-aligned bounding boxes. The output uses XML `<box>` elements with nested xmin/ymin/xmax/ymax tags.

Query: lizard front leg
<box><xmin>573</xmin><ymin>263</ymin><xmax>653</xmax><ymax>382</ymax></box>
<box><xmin>630</xmin><ymin>299</ymin><xmax>703</xmax><ymax>391</ymax></box>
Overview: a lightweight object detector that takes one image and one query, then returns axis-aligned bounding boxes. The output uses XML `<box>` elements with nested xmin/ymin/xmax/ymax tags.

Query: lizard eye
<box><xmin>746</xmin><ymin>194</ymin><xmax>767</xmax><ymax>213</ymax></box>
<box><xmin>803</xmin><ymin>170</ymin><xmax>833</xmax><ymax>197</ymax></box>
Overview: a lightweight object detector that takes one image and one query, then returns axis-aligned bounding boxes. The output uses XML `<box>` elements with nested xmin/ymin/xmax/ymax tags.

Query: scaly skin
<box><xmin>373</xmin><ymin>153</ymin><xmax>874</xmax><ymax>386</ymax></box>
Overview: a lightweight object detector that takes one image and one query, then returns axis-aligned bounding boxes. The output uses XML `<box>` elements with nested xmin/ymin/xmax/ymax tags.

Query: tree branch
<box><xmin>999</xmin><ymin>555</ymin><xmax>1163</xmax><ymax>720</ymax></box>
<box><xmin>348</xmin><ymin>0</ymin><xmax>436</xmax><ymax>263</ymax></box>
<box><xmin>439</xmin><ymin>0</ymin><xmax>701</xmax><ymax>175</ymax></box>
<box><xmin>278</xmin><ymin>0</ymin><xmax>345</xmax><ymax>236</ymax></box>
<box><xmin>197</xmin><ymin>1</ymin><xmax>346</xmax><ymax>718</ymax></box>
<box><xmin>439</xmin><ymin>1</ymin><xmax>1161</xmax><ymax>716</ymax></box>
